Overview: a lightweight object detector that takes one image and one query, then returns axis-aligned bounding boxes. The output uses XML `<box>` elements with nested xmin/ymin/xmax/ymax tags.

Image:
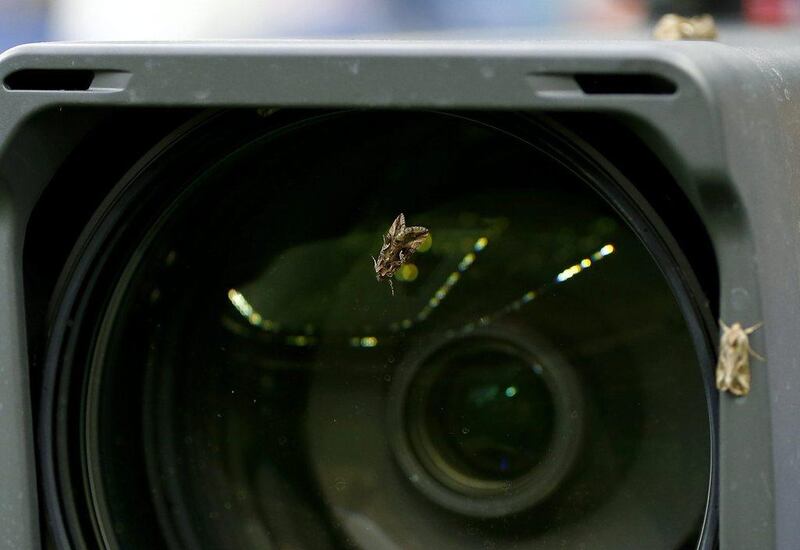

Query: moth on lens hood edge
<box><xmin>716</xmin><ymin>321</ymin><xmax>764</xmax><ymax>397</ymax></box>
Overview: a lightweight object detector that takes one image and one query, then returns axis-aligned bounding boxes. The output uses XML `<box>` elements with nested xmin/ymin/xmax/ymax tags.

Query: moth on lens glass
<box><xmin>373</xmin><ymin>213</ymin><xmax>430</xmax><ymax>295</ymax></box>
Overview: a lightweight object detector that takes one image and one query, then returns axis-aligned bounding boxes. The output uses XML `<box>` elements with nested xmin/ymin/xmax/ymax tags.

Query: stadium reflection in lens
<box><xmin>85</xmin><ymin>111</ymin><xmax>713</xmax><ymax>550</ymax></box>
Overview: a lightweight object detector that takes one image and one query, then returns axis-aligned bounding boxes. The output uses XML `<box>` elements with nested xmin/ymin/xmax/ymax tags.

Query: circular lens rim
<box><xmin>410</xmin><ymin>338</ymin><xmax>557</xmax><ymax>485</ymax></box>
<box><xmin>388</xmin><ymin>325</ymin><xmax>585</xmax><ymax>518</ymax></box>
<box><xmin>37</xmin><ymin>109</ymin><xmax>719</xmax><ymax>549</ymax></box>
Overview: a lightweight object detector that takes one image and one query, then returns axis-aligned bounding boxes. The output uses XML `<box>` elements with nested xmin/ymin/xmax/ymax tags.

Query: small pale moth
<box><xmin>716</xmin><ymin>321</ymin><xmax>764</xmax><ymax>397</ymax></box>
<box><xmin>373</xmin><ymin>213</ymin><xmax>430</xmax><ymax>296</ymax></box>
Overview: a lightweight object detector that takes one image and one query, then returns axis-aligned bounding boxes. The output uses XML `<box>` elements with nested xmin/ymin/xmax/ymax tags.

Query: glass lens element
<box><xmin>419</xmin><ymin>341</ymin><xmax>556</xmax><ymax>482</ymax></box>
<box><xmin>86</xmin><ymin>111</ymin><xmax>711</xmax><ymax>550</ymax></box>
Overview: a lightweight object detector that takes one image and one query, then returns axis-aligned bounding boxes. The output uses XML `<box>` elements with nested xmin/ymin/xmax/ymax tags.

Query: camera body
<box><xmin>1</xmin><ymin>40</ymin><xmax>799</xmax><ymax>549</ymax></box>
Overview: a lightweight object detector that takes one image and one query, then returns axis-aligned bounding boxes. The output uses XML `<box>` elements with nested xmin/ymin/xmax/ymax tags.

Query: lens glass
<box><xmin>84</xmin><ymin>111</ymin><xmax>712</xmax><ymax>549</ymax></box>
<box><xmin>410</xmin><ymin>340</ymin><xmax>555</xmax><ymax>485</ymax></box>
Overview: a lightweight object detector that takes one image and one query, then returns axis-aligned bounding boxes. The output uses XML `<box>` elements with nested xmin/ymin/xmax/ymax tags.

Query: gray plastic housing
<box><xmin>0</xmin><ymin>40</ymin><xmax>799</xmax><ymax>549</ymax></box>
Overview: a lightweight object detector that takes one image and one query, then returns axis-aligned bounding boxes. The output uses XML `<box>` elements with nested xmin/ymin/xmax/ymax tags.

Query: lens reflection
<box><xmin>409</xmin><ymin>340</ymin><xmax>555</xmax><ymax>487</ymax></box>
<box><xmin>86</xmin><ymin>111</ymin><xmax>712</xmax><ymax>550</ymax></box>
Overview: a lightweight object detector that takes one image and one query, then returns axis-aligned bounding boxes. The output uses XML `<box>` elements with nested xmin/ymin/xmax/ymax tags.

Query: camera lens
<box><xmin>392</xmin><ymin>331</ymin><xmax>584</xmax><ymax>517</ymax></box>
<box><xmin>413</xmin><ymin>341</ymin><xmax>555</xmax><ymax>485</ymax></box>
<box><xmin>43</xmin><ymin>110</ymin><xmax>715</xmax><ymax>550</ymax></box>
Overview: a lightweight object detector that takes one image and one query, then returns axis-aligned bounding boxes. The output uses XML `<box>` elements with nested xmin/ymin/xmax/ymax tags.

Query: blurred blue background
<box><xmin>0</xmin><ymin>0</ymin><xmax>798</xmax><ymax>51</ymax></box>
<box><xmin>0</xmin><ymin>0</ymin><xmax>47</xmax><ymax>51</ymax></box>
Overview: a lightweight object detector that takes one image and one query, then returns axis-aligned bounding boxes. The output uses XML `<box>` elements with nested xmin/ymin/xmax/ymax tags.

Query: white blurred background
<box><xmin>1</xmin><ymin>0</ymin><xmax>799</xmax><ymax>51</ymax></box>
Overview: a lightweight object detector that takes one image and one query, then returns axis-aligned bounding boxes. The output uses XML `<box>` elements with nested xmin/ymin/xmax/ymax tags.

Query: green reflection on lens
<box><xmin>411</xmin><ymin>341</ymin><xmax>556</xmax><ymax>486</ymax></box>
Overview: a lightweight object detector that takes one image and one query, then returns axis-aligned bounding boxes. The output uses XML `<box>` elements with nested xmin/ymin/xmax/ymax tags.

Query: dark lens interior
<box><xmin>79</xmin><ymin>111</ymin><xmax>712</xmax><ymax>549</ymax></box>
<box><xmin>408</xmin><ymin>339</ymin><xmax>556</xmax><ymax>486</ymax></box>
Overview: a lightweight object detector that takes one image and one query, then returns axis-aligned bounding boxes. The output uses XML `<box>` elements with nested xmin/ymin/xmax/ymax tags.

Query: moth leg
<box><xmin>745</xmin><ymin>322</ymin><xmax>765</xmax><ymax>360</ymax></box>
<box><xmin>388</xmin><ymin>278</ymin><xmax>395</xmax><ymax>296</ymax></box>
<box><xmin>372</xmin><ymin>256</ymin><xmax>378</xmax><ymax>270</ymax></box>
<box><xmin>718</xmin><ymin>319</ymin><xmax>730</xmax><ymax>331</ymax></box>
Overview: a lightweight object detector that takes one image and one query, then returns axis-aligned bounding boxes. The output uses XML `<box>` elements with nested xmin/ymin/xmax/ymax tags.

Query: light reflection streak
<box><xmin>286</xmin><ymin>335</ymin><xmax>315</xmax><ymax>347</ymax></box>
<box><xmin>225</xmin><ymin>240</ymin><xmax>615</xmax><ymax>350</ymax></box>
<box><xmin>228</xmin><ymin>289</ymin><xmax>253</xmax><ymax>317</ymax></box>
<box><xmin>400</xmin><ymin>236</ymin><xmax>491</xmax><ymax>328</ymax></box>
<box><xmin>226</xmin><ymin>287</ymin><xmax>384</xmax><ymax>349</ymax></box>
<box><xmin>227</xmin><ymin>288</ymin><xmax>308</xmax><ymax>347</ymax></box>
<box><xmin>348</xmin><ymin>336</ymin><xmax>379</xmax><ymax>348</ymax></box>
<box><xmin>452</xmin><ymin>242</ymin><xmax>616</xmax><ymax>336</ymax></box>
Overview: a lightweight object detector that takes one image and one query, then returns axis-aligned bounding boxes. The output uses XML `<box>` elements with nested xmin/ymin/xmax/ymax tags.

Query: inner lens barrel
<box><xmin>411</xmin><ymin>340</ymin><xmax>557</xmax><ymax>485</ymax></box>
<box><xmin>390</xmin><ymin>329</ymin><xmax>586</xmax><ymax>518</ymax></box>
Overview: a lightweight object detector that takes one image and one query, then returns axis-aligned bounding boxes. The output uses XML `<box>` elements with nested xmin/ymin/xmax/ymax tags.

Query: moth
<box><xmin>653</xmin><ymin>14</ymin><xmax>718</xmax><ymax>41</ymax></box>
<box><xmin>716</xmin><ymin>321</ymin><xmax>764</xmax><ymax>397</ymax></box>
<box><xmin>373</xmin><ymin>213</ymin><xmax>430</xmax><ymax>296</ymax></box>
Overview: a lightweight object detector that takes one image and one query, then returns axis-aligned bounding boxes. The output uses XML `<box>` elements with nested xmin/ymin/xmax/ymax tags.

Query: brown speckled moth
<box><xmin>716</xmin><ymin>321</ymin><xmax>764</xmax><ymax>397</ymax></box>
<box><xmin>373</xmin><ymin>213</ymin><xmax>429</xmax><ymax>296</ymax></box>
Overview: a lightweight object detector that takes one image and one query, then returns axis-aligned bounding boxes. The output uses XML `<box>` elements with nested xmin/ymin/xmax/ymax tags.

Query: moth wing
<box><xmin>731</xmin><ymin>352</ymin><xmax>752</xmax><ymax>395</ymax></box>
<box><xmin>715</xmin><ymin>345</ymin><xmax>734</xmax><ymax>391</ymax></box>
<box><xmin>715</xmin><ymin>358</ymin><xmax>727</xmax><ymax>390</ymax></box>
<box><xmin>400</xmin><ymin>226</ymin><xmax>430</xmax><ymax>250</ymax></box>
<box><xmin>744</xmin><ymin>321</ymin><xmax>763</xmax><ymax>335</ymax></box>
<box><xmin>386</xmin><ymin>213</ymin><xmax>406</xmax><ymax>239</ymax></box>
<box><xmin>379</xmin><ymin>234</ymin><xmax>392</xmax><ymax>254</ymax></box>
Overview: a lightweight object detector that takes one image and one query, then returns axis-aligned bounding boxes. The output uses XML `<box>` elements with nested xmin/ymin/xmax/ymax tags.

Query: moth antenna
<box><xmin>718</xmin><ymin>319</ymin><xmax>730</xmax><ymax>331</ymax></box>
<box><xmin>744</xmin><ymin>321</ymin><xmax>764</xmax><ymax>335</ymax></box>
